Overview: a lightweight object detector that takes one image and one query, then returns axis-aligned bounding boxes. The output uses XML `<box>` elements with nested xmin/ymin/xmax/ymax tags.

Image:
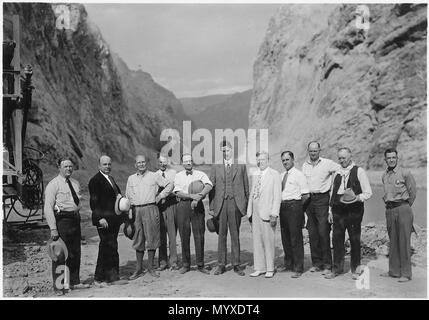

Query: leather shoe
<box><xmin>148</xmin><ymin>269</ymin><xmax>160</xmax><ymax>278</ymax></box>
<box><xmin>129</xmin><ymin>270</ymin><xmax>144</xmax><ymax>280</ymax></box>
<box><xmin>197</xmin><ymin>267</ymin><xmax>210</xmax><ymax>275</ymax></box>
<box><xmin>265</xmin><ymin>271</ymin><xmax>274</xmax><ymax>278</ymax></box>
<box><xmin>277</xmin><ymin>265</ymin><xmax>293</xmax><ymax>272</ymax></box>
<box><xmin>250</xmin><ymin>271</ymin><xmax>265</xmax><ymax>277</ymax></box>
<box><xmin>170</xmin><ymin>264</ymin><xmax>180</xmax><ymax>271</ymax></box>
<box><xmin>324</xmin><ymin>273</ymin><xmax>339</xmax><ymax>279</ymax></box>
<box><xmin>70</xmin><ymin>283</ymin><xmax>90</xmax><ymax>290</ymax></box>
<box><xmin>179</xmin><ymin>267</ymin><xmax>190</xmax><ymax>274</ymax></box>
<box><xmin>233</xmin><ymin>266</ymin><xmax>245</xmax><ymax>276</ymax></box>
<box><xmin>109</xmin><ymin>279</ymin><xmax>129</xmax><ymax>285</ymax></box>
<box><xmin>291</xmin><ymin>272</ymin><xmax>302</xmax><ymax>278</ymax></box>
<box><xmin>398</xmin><ymin>277</ymin><xmax>412</xmax><ymax>283</ymax></box>
<box><xmin>380</xmin><ymin>272</ymin><xmax>399</xmax><ymax>278</ymax></box>
<box><xmin>158</xmin><ymin>264</ymin><xmax>168</xmax><ymax>271</ymax></box>
<box><xmin>93</xmin><ymin>281</ymin><xmax>108</xmax><ymax>288</ymax></box>
<box><xmin>214</xmin><ymin>265</ymin><xmax>226</xmax><ymax>275</ymax></box>
<box><xmin>321</xmin><ymin>268</ymin><xmax>332</xmax><ymax>275</ymax></box>
<box><xmin>309</xmin><ymin>266</ymin><xmax>323</xmax><ymax>272</ymax></box>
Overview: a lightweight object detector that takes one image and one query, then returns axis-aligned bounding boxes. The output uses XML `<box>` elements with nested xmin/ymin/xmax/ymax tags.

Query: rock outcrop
<box><xmin>4</xmin><ymin>3</ymin><xmax>188</xmax><ymax>168</ymax></box>
<box><xmin>250</xmin><ymin>4</ymin><xmax>426</xmax><ymax>170</ymax></box>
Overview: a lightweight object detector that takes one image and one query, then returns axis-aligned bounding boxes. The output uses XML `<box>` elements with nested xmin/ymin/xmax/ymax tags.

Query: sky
<box><xmin>85</xmin><ymin>3</ymin><xmax>278</xmax><ymax>98</ymax></box>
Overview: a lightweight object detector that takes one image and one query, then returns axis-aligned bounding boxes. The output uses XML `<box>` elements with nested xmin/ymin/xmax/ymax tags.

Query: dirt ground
<box><xmin>3</xmin><ymin>206</ymin><xmax>427</xmax><ymax>299</ymax></box>
<box><xmin>2</xmin><ymin>164</ymin><xmax>427</xmax><ymax>299</ymax></box>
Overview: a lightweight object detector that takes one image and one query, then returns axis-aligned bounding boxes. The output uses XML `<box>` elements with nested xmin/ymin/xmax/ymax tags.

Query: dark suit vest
<box><xmin>330</xmin><ymin>166</ymin><xmax>363</xmax><ymax>208</ymax></box>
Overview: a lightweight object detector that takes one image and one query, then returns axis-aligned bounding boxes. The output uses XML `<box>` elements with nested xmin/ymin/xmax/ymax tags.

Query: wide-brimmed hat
<box><xmin>188</xmin><ymin>180</ymin><xmax>204</xmax><ymax>194</ymax></box>
<box><xmin>340</xmin><ymin>188</ymin><xmax>358</xmax><ymax>204</ymax></box>
<box><xmin>123</xmin><ymin>220</ymin><xmax>135</xmax><ymax>240</ymax></box>
<box><xmin>47</xmin><ymin>237</ymin><xmax>68</xmax><ymax>262</ymax></box>
<box><xmin>206</xmin><ymin>217</ymin><xmax>219</xmax><ymax>234</ymax></box>
<box><xmin>115</xmin><ymin>196</ymin><xmax>131</xmax><ymax>215</ymax></box>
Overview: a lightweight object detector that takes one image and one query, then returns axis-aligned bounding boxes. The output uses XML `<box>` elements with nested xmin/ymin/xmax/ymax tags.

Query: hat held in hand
<box><xmin>47</xmin><ymin>237</ymin><xmax>68</xmax><ymax>262</ymax></box>
<box><xmin>206</xmin><ymin>217</ymin><xmax>219</xmax><ymax>234</ymax></box>
<box><xmin>115</xmin><ymin>196</ymin><xmax>131</xmax><ymax>215</ymax></box>
<box><xmin>340</xmin><ymin>188</ymin><xmax>359</xmax><ymax>204</ymax></box>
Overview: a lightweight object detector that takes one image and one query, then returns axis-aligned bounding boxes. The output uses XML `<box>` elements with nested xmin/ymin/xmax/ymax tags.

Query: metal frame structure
<box><xmin>3</xmin><ymin>15</ymin><xmax>44</xmax><ymax>225</ymax></box>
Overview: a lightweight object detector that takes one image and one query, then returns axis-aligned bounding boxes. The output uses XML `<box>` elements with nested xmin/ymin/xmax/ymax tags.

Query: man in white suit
<box><xmin>247</xmin><ymin>151</ymin><xmax>281</xmax><ymax>278</ymax></box>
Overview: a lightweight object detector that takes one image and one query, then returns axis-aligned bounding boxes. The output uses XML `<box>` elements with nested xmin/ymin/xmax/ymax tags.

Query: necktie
<box><xmin>186</xmin><ymin>170</ymin><xmax>193</xmax><ymax>176</ymax></box>
<box><xmin>253</xmin><ymin>174</ymin><xmax>262</xmax><ymax>199</ymax></box>
<box><xmin>162</xmin><ymin>171</ymin><xmax>166</xmax><ymax>178</ymax></box>
<box><xmin>66</xmin><ymin>178</ymin><xmax>79</xmax><ymax>206</ymax></box>
<box><xmin>108</xmin><ymin>175</ymin><xmax>119</xmax><ymax>196</ymax></box>
<box><xmin>281</xmin><ymin>171</ymin><xmax>288</xmax><ymax>191</ymax></box>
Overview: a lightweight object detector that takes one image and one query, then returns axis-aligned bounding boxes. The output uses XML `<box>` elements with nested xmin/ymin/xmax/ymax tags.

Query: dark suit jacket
<box><xmin>209</xmin><ymin>162</ymin><xmax>249</xmax><ymax>217</ymax></box>
<box><xmin>88</xmin><ymin>171</ymin><xmax>122</xmax><ymax>227</ymax></box>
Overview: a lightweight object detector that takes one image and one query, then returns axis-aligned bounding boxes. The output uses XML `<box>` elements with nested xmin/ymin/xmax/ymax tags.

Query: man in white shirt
<box><xmin>302</xmin><ymin>141</ymin><xmax>340</xmax><ymax>274</ymax></box>
<box><xmin>247</xmin><ymin>151</ymin><xmax>281</xmax><ymax>278</ymax></box>
<box><xmin>173</xmin><ymin>153</ymin><xmax>213</xmax><ymax>274</ymax></box>
<box><xmin>278</xmin><ymin>151</ymin><xmax>309</xmax><ymax>278</ymax></box>
<box><xmin>325</xmin><ymin>147</ymin><xmax>372</xmax><ymax>279</ymax></box>
<box><xmin>155</xmin><ymin>155</ymin><xmax>179</xmax><ymax>271</ymax></box>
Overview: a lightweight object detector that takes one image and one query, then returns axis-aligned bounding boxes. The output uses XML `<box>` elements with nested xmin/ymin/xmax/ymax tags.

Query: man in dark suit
<box><xmin>209</xmin><ymin>140</ymin><xmax>249</xmax><ymax>276</ymax></box>
<box><xmin>88</xmin><ymin>155</ymin><xmax>126</xmax><ymax>286</ymax></box>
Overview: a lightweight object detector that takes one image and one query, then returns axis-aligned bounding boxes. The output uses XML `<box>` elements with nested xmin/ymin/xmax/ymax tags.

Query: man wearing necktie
<box><xmin>44</xmin><ymin>158</ymin><xmax>89</xmax><ymax>294</ymax></box>
<box><xmin>88</xmin><ymin>155</ymin><xmax>125</xmax><ymax>285</ymax></box>
<box><xmin>173</xmin><ymin>153</ymin><xmax>213</xmax><ymax>274</ymax></box>
<box><xmin>247</xmin><ymin>151</ymin><xmax>281</xmax><ymax>278</ymax></box>
<box><xmin>209</xmin><ymin>140</ymin><xmax>249</xmax><ymax>276</ymax></box>
<box><xmin>278</xmin><ymin>151</ymin><xmax>309</xmax><ymax>278</ymax></box>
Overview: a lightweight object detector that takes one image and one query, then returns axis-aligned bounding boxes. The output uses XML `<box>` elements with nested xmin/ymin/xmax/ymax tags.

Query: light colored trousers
<box><xmin>252</xmin><ymin>198</ymin><xmax>276</xmax><ymax>272</ymax></box>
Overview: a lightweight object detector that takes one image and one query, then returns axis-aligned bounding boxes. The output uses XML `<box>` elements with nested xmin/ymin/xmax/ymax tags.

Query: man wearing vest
<box><xmin>325</xmin><ymin>147</ymin><xmax>372</xmax><ymax>279</ymax></box>
<box><xmin>380</xmin><ymin>148</ymin><xmax>417</xmax><ymax>282</ymax></box>
<box><xmin>209</xmin><ymin>140</ymin><xmax>249</xmax><ymax>276</ymax></box>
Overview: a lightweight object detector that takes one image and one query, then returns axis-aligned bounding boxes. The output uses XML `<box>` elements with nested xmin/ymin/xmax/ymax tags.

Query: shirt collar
<box><xmin>386</xmin><ymin>166</ymin><xmax>398</xmax><ymax>173</ymax></box>
<box><xmin>99</xmin><ymin>171</ymin><xmax>110</xmax><ymax>179</ymax></box>
<box><xmin>258</xmin><ymin>167</ymin><xmax>269</xmax><ymax>175</ymax></box>
<box><xmin>224</xmin><ymin>159</ymin><xmax>233</xmax><ymax>166</ymax></box>
<box><xmin>136</xmin><ymin>170</ymin><xmax>148</xmax><ymax>176</ymax></box>
<box><xmin>306</xmin><ymin>157</ymin><xmax>323</xmax><ymax>166</ymax></box>
<box><xmin>338</xmin><ymin>162</ymin><xmax>355</xmax><ymax>175</ymax></box>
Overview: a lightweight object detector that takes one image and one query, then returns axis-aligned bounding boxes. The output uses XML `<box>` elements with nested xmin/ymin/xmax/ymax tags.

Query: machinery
<box><xmin>3</xmin><ymin>15</ymin><xmax>44</xmax><ymax>224</ymax></box>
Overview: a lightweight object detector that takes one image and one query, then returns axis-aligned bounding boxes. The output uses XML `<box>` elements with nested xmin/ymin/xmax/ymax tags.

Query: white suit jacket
<box><xmin>247</xmin><ymin>167</ymin><xmax>281</xmax><ymax>220</ymax></box>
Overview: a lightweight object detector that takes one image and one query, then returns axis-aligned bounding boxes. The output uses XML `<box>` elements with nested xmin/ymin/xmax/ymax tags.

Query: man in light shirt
<box><xmin>126</xmin><ymin>155</ymin><xmax>173</xmax><ymax>280</ymax></box>
<box><xmin>173</xmin><ymin>153</ymin><xmax>213</xmax><ymax>274</ymax></box>
<box><xmin>302</xmin><ymin>141</ymin><xmax>340</xmax><ymax>274</ymax></box>
<box><xmin>325</xmin><ymin>147</ymin><xmax>372</xmax><ymax>280</ymax></box>
<box><xmin>247</xmin><ymin>151</ymin><xmax>281</xmax><ymax>278</ymax></box>
<box><xmin>155</xmin><ymin>155</ymin><xmax>179</xmax><ymax>271</ymax></box>
<box><xmin>278</xmin><ymin>151</ymin><xmax>309</xmax><ymax>278</ymax></box>
<box><xmin>44</xmin><ymin>157</ymin><xmax>89</xmax><ymax>294</ymax></box>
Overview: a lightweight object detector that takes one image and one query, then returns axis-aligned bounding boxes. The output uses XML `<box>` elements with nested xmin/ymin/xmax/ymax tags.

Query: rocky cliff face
<box><xmin>4</xmin><ymin>3</ymin><xmax>188</xmax><ymax>168</ymax></box>
<box><xmin>250</xmin><ymin>4</ymin><xmax>426</xmax><ymax>170</ymax></box>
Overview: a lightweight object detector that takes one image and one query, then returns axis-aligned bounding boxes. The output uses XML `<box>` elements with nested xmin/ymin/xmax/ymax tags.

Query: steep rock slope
<box><xmin>250</xmin><ymin>4</ymin><xmax>426</xmax><ymax>170</ymax></box>
<box><xmin>4</xmin><ymin>3</ymin><xmax>187</xmax><ymax>168</ymax></box>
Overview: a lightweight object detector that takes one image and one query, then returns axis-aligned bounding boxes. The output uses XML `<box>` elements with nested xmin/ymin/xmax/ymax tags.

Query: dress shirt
<box><xmin>44</xmin><ymin>174</ymin><xmax>81</xmax><ymax>213</ymax></box>
<box><xmin>155</xmin><ymin>168</ymin><xmax>177</xmax><ymax>182</ymax></box>
<box><xmin>224</xmin><ymin>159</ymin><xmax>233</xmax><ymax>168</ymax></box>
<box><xmin>126</xmin><ymin>170</ymin><xmax>173</xmax><ymax>205</ymax></box>
<box><xmin>100</xmin><ymin>171</ymin><xmax>113</xmax><ymax>187</ymax></box>
<box><xmin>173</xmin><ymin>169</ymin><xmax>212</xmax><ymax>194</ymax></box>
<box><xmin>280</xmin><ymin>166</ymin><xmax>309</xmax><ymax>201</ymax></box>
<box><xmin>302</xmin><ymin>157</ymin><xmax>340</xmax><ymax>193</ymax></box>
<box><xmin>334</xmin><ymin>162</ymin><xmax>372</xmax><ymax>202</ymax></box>
<box><xmin>382</xmin><ymin>167</ymin><xmax>417</xmax><ymax>205</ymax></box>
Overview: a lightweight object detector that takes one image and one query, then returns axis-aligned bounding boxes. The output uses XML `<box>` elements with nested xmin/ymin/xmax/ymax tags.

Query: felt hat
<box><xmin>206</xmin><ymin>217</ymin><xmax>219</xmax><ymax>234</ymax></box>
<box><xmin>123</xmin><ymin>220</ymin><xmax>135</xmax><ymax>240</ymax></box>
<box><xmin>340</xmin><ymin>188</ymin><xmax>359</xmax><ymax>204</ymax></box>
<box><xmin>115</xmin><ymin>196</ymin><xmax>131</xmax><ymax>215</ymax></box>
<box><xmin>47</xmin><ymin>237</ymin><xmax>68</xmax><ymax>262</ymax></box>
<box><xmin>188</xmin><ymin>180</ymin><xmax>204</xmax><ymax>194</ymax></box>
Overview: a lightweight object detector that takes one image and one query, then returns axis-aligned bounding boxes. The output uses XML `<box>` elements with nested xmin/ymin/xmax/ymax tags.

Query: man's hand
<box><xmin>328</xmin><ymin>208</ymin><xmax>333</xmax><ymax>224</ymax></box>
<box><xmin>116</xmin><ymin>193</ymin><xmax>122</xmax><ymax>199</ymax></box>
<box><xmin>190</xmin><ymin>194</ymin><xmax>202</xmax><ymax>202</ymax></box>
<box><xmin>99</xmin><ymin>218</ymin><xmax>109</xmax><ymax>229</ymax></box>
<box><xmin>50</xmin><ymin>229</ymin><xmax>59</xmax><ymax>241</ymax></box>
<box><xmin>191</xmin><ymin>200</ymin><xmax>198</xmax><ymax>210</ymax></box>
<box><xmin>208</xmin><ymin>210</ymin><xmax>215</xmax><ymax>217</ymax></box>
<box><xmin>269</xmin><ymin>215</ymin><xmax>277</xmax><ymax>228</ymax></box>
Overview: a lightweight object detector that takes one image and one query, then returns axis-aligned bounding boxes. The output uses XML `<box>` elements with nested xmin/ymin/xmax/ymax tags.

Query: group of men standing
<box><xmin>44</xmin><ymin>140</ymin><xmax>417</xmax><ymax>294</ymax></box>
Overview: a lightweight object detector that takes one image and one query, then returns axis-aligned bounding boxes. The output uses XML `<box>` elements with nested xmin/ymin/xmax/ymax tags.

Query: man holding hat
<box><xmin>173</xmin><ymin>153</ymin><xmax>213</xmax><ymax>274</ymax></box>
<box><xmin>44</xmin><ymin>157</ymin><xmax>89</xmax><ymax>294</ymax></box>
<box><xmin>89</xmin><ymin>155</ymin><xmax>125</xmax><ymax>286</ymax></box>
<box><xmin>380</xmin><ymin>148</ymin><xmax>417</xmax><ymax>282</ymax></box>
<box><xmin>209</xmin><ymin>140</ymin><xmax>249</xmax><ymax>276</ymax></box>
<box><xmin>325</xmin><ymin>147</ymin><xmax>372</xmax><ymax>279</ymax></box>
<box><xmin>126</xmin><ymin>155</ymin><xmax>173</xmax><ymax>279</ymax></box>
